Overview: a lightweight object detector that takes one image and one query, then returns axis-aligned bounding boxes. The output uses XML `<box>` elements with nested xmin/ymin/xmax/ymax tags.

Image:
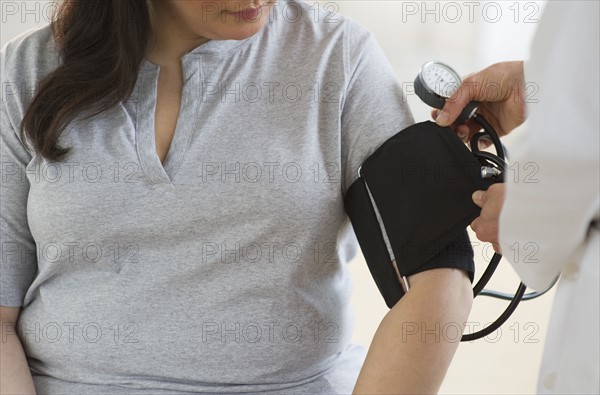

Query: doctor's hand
<box><xmin>470</xmin><ymin>184</ymin><xmax>506</xmax><ymax>254</ymax></box>
<box><xmin>432</xmin><ymin>61</ymin><xmax>527</xmax><ymax>144</ymax></box>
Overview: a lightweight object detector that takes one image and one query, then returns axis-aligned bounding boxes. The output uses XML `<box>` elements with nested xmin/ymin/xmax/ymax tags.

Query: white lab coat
<box><xmin>498</xmin><ymin>1</ymin><xmax>599</xmax><ymax>394</ymax></box>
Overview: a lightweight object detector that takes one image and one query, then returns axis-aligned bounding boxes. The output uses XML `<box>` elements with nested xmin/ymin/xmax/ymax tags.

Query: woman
<box><xmin>0</xmin><ymin>1</ymin><xmax>473</xmax><ymax>393</ymax></box>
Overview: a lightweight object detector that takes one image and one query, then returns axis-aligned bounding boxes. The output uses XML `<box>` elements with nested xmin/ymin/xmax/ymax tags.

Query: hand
<box><xmin>432</xmin><ymin>61</ymin><xmax>527</xmax><ymax>145</ymax></box>
<box><xmin>470</xmin><ymin>184</ymin><xmax>506</xmax><ymax>254</ymax></box>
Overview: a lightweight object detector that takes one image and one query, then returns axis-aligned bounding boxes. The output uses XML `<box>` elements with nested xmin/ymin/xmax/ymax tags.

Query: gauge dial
<box><xmin>415</xmin><ymin>60</ymin><xmax>480</xmax><ymax>122</ymax></box>
<box><xmin>420</xmin><ymin>61</ymin><xmax>462</xmax><ymax>99</ymax></box>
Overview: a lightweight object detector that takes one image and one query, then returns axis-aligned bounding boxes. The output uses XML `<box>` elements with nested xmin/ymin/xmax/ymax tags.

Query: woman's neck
<box><xmin>145</xmin><ymin>2</ymin><xmax>210</xmax><ymax>66</ymax></box>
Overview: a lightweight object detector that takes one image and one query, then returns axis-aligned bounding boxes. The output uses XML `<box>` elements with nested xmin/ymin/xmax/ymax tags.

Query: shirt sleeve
<box><xmin>340</xmin><ymin>21</ymin><xmax>475</xmax><ymax>282</ymax></box>
<box><xmin>339</xmin><ymin>21</ymin><xmax>414</xmax><ymax>195</ymax></box>
<box><xmin>0</xmin><ymin>43</ymin><xmax>38</xmax><ymax>307</ymax></box>
<box><xmin>498</xmin><ymin>3</ymin><xmax>600</xmax><ymax>291</ymax></box>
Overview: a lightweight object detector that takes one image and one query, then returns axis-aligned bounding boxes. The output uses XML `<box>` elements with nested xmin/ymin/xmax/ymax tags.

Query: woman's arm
<box><xmin>353</xmin><ymin>268</ymin><xmax>473</xmax><ymax>394</ymax></box>
<box><xmin>0</xmin><ymin>306</ymin><xmax>37</xmax><ymax>395</ymax></box>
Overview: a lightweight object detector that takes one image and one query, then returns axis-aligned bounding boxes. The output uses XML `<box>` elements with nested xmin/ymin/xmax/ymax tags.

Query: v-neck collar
<box><xmin>134</xmin><ymin>57</ymin><xmax>202</xmax><ymax>186</ymax></box>
<box><xmin>140</xmin><ymin>34</ymin><xmax>258</xmax><ymax>73</ymax></box>
<box><xmin>132</xmin><ymin>4</ymin><xmax>273</xmax><ymax>185</ymax></box>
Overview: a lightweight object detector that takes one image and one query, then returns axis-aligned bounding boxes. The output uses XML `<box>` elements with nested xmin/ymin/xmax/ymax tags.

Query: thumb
<box><xmin>472</xmin><ymin>190</ymin><xmax>485</xmax><ymax>207</ymax></box>
<box><xmin>435</xmin><ymin>83</ymin><xmax>474</xmax><ymax>127</ymax></box>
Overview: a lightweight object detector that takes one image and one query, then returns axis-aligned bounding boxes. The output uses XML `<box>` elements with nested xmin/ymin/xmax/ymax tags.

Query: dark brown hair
<box><xmin>20</xmin><ymin>0</ymin><xmax>155</xmax><ymax>161</ymax></box>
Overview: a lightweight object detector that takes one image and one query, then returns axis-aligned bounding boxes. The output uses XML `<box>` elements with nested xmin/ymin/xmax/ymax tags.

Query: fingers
<box><xmin>433</xmin><ymin>62</ymin><xmax>528</xmax><ymax>135</ymax></box>
<box><xmin>470</xmin><ymin>217</ymin><xmax>502</xmax><ymax>254</ymax></box>
<box><xmin>433</xmin><ymin>109</ymin><xmax>486</xmax><ymax>145</ymax></box>
<box><xmin>456</xmin><ymin>125</ymin><xmax>471</xmax><ymax>141</ymax></box>
<box><xmin>492</xmin><ymin>242</ymin><xmax>502</xmax><ymax>254</ymax></box>
<box><xmin>470</xmin><ymin>184</ymin><xmax>505</xmax><ymax>248</ymax></box>
<box><xmin>473</xmin><ymin>184</ymin><xmax>505</xmax><ymax>208</ymax></box>
<box><xmin>472</xmin><ymin>190</ymin><xmax>485</xmax><ymax>208</ymax></box>
<box><xmin>477</xmin><ymin>137</ymin><xmax>492</xmax><ymax>150</ymax></box>
<box><xmin>470</xmin><ymin>217</ymin><xmax>491</xmax><ymax>243</ymax></box>
<box><xmin>471</xmin><ymin>217</ymin><xmax>502</xmax><ymax>254</ymax></box>
<box><xmin>435</xmin><ymin>83</ymin><xmax>474</xmax><ymax>127</ymax></box>
<box><xmin>469</xmin><ymin>217</ymin><xmax>487</xmax><ymax>241</ymax></box>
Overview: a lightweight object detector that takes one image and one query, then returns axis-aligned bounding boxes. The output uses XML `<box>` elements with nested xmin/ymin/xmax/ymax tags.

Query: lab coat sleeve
<box><xmin>498</xmin><ymin>2</ymin><xmax>600</xmax><ymax>291</ymax></box>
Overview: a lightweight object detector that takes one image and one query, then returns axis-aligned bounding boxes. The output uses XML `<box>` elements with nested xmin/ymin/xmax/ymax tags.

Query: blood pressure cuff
<box><xmin>344</xmin><ymin>121</ymin><xmax>499</xmax><ymax>308</ymax></box>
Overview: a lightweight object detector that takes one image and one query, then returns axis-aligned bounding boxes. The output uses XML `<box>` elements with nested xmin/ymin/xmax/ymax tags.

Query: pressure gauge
<box><xmin>414</xmin><ymin>61</ymin><xmax>478</xmax><ymax>123</ymax></box>
<box><xmin>415</xmin><ymin>61</ymin><xmax>461</xmax><ymax>109</ymax></box>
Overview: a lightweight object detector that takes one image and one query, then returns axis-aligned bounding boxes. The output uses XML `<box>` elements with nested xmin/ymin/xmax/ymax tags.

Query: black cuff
<box><xmin>404</xmin><ymin>228</ymin><xmax>475</xmax><ymax>284</ymax></box>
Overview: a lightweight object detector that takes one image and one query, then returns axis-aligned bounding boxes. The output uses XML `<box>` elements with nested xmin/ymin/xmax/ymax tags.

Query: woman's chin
<box><xmin>218</xmin><ymin>24</ymin><xmax>267</xmax><ymax>41</ymax></box>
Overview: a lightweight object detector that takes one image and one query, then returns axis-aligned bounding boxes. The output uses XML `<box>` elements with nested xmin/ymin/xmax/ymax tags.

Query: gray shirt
<box><xmin>1</xmin><ymin>1</ymin><xmax>415</xmax><ymax>393</ymax></box>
